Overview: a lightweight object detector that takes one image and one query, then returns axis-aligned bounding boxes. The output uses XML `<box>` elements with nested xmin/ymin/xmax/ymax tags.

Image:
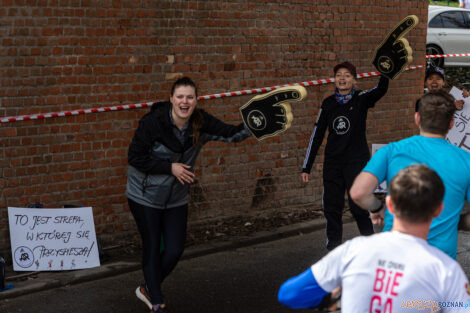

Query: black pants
<box><xmin>128</xmin><ymin>198</ymin><xmax>188</xmax><ymax>305</ymax></box>
<box><xmin>322</xmin><ymin>160</ymin><xmax>374</xmax><ymax>250</ymax></box>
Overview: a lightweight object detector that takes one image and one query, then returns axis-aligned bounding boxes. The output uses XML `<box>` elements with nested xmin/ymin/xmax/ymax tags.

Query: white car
<box><xmin>427</xmin><ymin>5</ymin><xmax>470</xmax><ymax>67</ymax></box>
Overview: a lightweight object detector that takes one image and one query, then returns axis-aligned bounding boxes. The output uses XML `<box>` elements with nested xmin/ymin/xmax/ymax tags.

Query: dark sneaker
<box><xmin>151</xmin><ymin>304</ymin><xmax>171</xmax><ymax>313</ymax></box>
<box><xmin>135</xmin><ymin>284</ymin><xmax>152</xmax><ymax>310</ymax></box>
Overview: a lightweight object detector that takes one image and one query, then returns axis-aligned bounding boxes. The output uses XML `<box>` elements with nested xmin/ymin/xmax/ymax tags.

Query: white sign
<box><xmin>447</xmin><ymin>87</ymin><xmax>470</xmax><ymax>152</ymax></box>
<box><xmin>8</xmin><ymin>207</ymin><xmax>100</xmax><ymax>271</ymax></box>
<box><xmin>372</xmin><ymin>144</ymin><xmax>387</xmax><ymax>193</ymax></box>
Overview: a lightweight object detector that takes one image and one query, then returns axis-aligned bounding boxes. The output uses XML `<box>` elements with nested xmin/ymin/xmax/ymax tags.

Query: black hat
<box><xmin>425</xmin><ymin>66</ymin><xmax>445</xmax><ymax>80</ymax></box>
<box><xmin>333</xmin><ymin>61</ymin><xmax>357</xmax><ymax>78</ymax></box>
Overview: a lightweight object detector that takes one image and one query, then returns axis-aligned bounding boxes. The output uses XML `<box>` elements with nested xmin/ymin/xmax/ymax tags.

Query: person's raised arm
<box><xmin>361</xmin><ymin>75</ymin><xmax>389</xmax><ymax>108</ymax></box>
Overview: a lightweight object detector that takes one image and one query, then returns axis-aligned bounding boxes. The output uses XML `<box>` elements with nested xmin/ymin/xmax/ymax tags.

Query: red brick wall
<box><xmin>0</xmin><ymin>0</ymin><xmax>429</xmax><ymax>248</ymax></box>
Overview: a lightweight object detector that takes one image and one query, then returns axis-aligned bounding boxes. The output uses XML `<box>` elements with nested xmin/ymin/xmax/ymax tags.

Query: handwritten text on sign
<box><xmin>447</xmin><ymin>87</ymin><xmax>470</xmax><ymax>152</ymax></box>
<box><xmin>8</xmin><ymin>207</ymin><xmax>100</xmax><ymax>271</ymax></box>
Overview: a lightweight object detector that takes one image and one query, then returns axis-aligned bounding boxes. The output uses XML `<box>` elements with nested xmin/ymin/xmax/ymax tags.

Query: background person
<box><xmin>126</xmin><ymin>77</ymin><xmax>250</xmax><ymax>313</ymax></box>
<box><xmin>460</xmin><ymin>0</ymin><xmax>470</xmax><ymax>8</ymax></box>
<box><xmin>415</xmin><ymin>65</ymin><xmax>468</xmax><ymax>112</ymax></box>
<box><xmin>279</xmin><ymin>165</ymin><xmax>470</xmax><ymax>312</ymax></box>
<box><xmin>301</xmin><ymin>61</ymin><xmax>389</xmax><ymax>250</ymax></box>
<box><xmin>351</xmin><ymin>90</ymin><xmax>470</xmax><ymax>259</ymax></box>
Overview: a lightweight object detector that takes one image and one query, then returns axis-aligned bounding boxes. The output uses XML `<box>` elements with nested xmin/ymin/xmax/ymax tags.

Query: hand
<box><xmin>372</xmin><ymin>15</ymin><xmax>418</xmax><ymax>80</ymax></box>
<box><xmin>301</xmin><ymin>172</ymin><xmax>310</xmax><ymax>183</ymax></box>
<box><xmin>240</xmin><ymin>86</ymin><xmax>307</xmax><ymax>140</ymax></box>
<box><xmin>458</xmin><ymin>212</ymin><xmax>470</xmax><ymax>231</ymax></box>
<box><xmin>318</xmin><ymin>286</ymin><xmax>342</xmax><ymax>312</ymax></box>
<box><xmin>370</xmin><ymin>209</ymin><xmax>385</xmax><ymax>227</ymax></box>
<box><xmin>455</xmin><ymin>99</ymin><xmax>464</xmax><ymax>110</ymax></box>
<box><xmin>171</xmin><ymin>163</ymin><xmax>195</xmax><ymax>185</ymax></box>
<box><xmin>328</xmin><ymin>286</ymin><xmax>342</xmax><ymax>312</ymax></box>
<box><xmin>463</xmin><ymin>89</ymin><xmax>469</xmax><ymax>98</ymax></box>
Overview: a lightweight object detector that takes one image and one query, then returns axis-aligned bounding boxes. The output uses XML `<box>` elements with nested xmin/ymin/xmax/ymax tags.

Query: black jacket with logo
<box><xmin>302</xmin><ymin>76</ymin><xmax>389</xmax><ymax>173</ymax></box>
<box><xmin>126</xmin><ymin>101</ymin><xmax>249</xmax><ymax>209</ymax></box>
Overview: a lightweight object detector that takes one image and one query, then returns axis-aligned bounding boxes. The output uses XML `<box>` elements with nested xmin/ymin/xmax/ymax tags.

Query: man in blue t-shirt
<box><xmin>350</xmin><ymin>90</ymin><xmax>470</xmax><ymax>259</ymax></box>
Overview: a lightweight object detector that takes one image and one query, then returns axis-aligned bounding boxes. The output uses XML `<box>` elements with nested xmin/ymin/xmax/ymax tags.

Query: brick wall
<box><xmin>0</xmin><ymin>0</ymin><xmax>429</xmax><ymax>249</ymax></box>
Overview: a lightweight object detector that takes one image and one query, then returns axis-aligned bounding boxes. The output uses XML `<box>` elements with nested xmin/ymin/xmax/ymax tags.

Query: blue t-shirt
<box><xmin>363</xmin><ymin>135</ymin><xmax>470</xmax><ymax>259</ymax></box>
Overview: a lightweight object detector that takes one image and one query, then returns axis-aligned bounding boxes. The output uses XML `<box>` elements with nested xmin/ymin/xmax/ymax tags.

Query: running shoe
<box><xmin>135</xmin><ymin>284</ymin><xmax>152</xmax><ymax>310</ymax></box>
<box><xmin>151</xmin><ymin>304</ymin><xmax>171</xmax><ymax>313</ymax></box>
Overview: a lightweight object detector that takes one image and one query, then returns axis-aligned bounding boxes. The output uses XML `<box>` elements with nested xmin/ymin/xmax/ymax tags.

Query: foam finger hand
<box><xmin>395</xmin><ymin>38</ymin><xmax>412</xmax><ymax>62</ymax></box>
<box><xmin>276</xmin><ymin>102</ymin><xmax>294</xmax><ymax>130</ymax></box>
<box><xmin>240</xmin><ymin>86</ymin><xmax>306</xmax><ymax>141</ymax></box>
<box><xmin>372</xmin><ymin>15</ymin><xmax>418</xmax><ymax>80</ymax></box>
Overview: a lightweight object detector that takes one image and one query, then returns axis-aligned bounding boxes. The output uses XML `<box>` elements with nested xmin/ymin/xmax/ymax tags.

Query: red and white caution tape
<box><xmin>198</xmin><ymin>78</ymin><xmax>335</xmax><ymax>100</ymax></box>
<box><xmin>198</xmin><ymin>65</ymin><xmax>423</xmax><ymax>100</ymax></box>
<box><xmin>0</xmin><ymin>65</ymin><xmax>424</xmax><ymax>124</ymax></box>
<box><xmin>1</xmin><ymin>102</ymin><xmax>153</xmax><ymax>123</ymax></box>
<box><xmin>3</xmin><ymin>54</ymin><xmax>468</xmax><ymax>124</ymax></box>
<box><xmin>426</xmin><ymin>53</ymin><xmax>470</xmax><ymax>58</ymax></box>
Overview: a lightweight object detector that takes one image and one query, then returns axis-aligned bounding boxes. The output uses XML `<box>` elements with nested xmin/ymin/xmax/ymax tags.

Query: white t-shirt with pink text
<box><xmin>312</xmin><ymin>232</ymin><xmax>470</xmax><ymax>313</ymax></box>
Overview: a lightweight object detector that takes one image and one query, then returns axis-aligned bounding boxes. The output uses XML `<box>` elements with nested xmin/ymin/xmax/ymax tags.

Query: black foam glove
<box><xmin>372</xmin><ymin>15</ymin><xmax>418</xmax><ymax>80</ymax></box>
<box><xmin>240</xmin><ymin>86</ymin><xmax>306</xmax><ymax>140</ymax></box>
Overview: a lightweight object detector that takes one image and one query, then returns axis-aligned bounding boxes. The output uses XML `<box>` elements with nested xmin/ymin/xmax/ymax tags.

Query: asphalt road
<box><xmin>0</xmin><ymin>223</ymin><xmax>360</xmax><ymax>313</ymax></box>
<box><xmin>2</xmin><ymin>222</ymin><xmax>470</xmax><ymax>313</ymax></box>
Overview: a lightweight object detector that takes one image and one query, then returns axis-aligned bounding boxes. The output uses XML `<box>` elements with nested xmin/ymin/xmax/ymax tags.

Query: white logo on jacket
<box><xmin>333</xmin><ymin>116</ymin><xmax>350</xmax><ymax>135</ymax></box>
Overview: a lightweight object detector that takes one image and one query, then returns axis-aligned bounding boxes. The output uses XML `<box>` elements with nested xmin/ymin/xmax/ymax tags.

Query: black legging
<box><xmin>128</xmin><ymin>198</ymin><xmax>188</xmax><ymax>305</ymax></box>
<box><xmin>322</xmin><ymin>159</ymin><xmax>374</xmax><ymax>249</ymax></box>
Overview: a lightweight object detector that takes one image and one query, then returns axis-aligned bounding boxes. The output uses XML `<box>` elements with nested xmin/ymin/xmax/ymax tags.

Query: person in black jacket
<box><xmin>301</xmin><ymin>62</ymin><xmax>389</xmax><ymax>251</ymax></box>
<box><xmin>127</xmin><ymin>77</ymin><xmax>250</xmax><ymax>313</ymax></box>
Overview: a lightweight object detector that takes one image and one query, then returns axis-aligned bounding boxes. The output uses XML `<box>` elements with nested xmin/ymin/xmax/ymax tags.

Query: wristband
<box><xmin>369</xmin><ymin>202</ymin><xmax>384</xmax><ymax>214</ymax></box>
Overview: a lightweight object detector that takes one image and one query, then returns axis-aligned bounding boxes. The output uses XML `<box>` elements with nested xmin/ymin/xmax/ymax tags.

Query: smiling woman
<box><xmin>126</xmin><ymin>76</ymin><xmax>251</xmax><ymax>313</ymax></box>
<box><xmin>170</xmin><ymin>79</ymin><xmax>197</xmax><ymax>130</ymax></box>
<box><xmin>335</xmin><ymin>68</ymin><xmax>356</xmax><ymax>98</ymax></box>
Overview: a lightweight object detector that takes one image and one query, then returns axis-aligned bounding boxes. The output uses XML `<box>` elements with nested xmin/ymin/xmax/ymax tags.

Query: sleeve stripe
<box><xmin>358</xmin><ymin>85</ymin><xmax>378</xmax><ymax>96</ymax></box>
<box><xmin>302</xmin><ymin>109</ymin><xmax>323</xmax><ymax>169</ymax></box>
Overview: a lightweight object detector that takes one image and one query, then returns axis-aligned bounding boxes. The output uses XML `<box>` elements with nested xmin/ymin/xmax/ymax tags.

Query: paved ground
<box><xmin>0</xmin><ymin>221</ymin><xmax>355</xmax><ymax>313</ymax></box>
<box><xmin>0</xmin><ymin>217</ymin><xmax>331</xmax><ymax>302</ymax></box>
<box><xmin>1</xmin><ymin>210</ymin><xmax>470</xmax><ymax>313</ymax></box>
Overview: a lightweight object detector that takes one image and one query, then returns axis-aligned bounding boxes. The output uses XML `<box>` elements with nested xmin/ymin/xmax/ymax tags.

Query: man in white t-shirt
<box><xmin>278</xmin><ymin>165</ymin><xmax>470</xmax><ymax>312</ymax></box>
<box><xmin>460</xmin><ymin>0</ymin><xmax>470</xmax><ymax>8</ymax></box>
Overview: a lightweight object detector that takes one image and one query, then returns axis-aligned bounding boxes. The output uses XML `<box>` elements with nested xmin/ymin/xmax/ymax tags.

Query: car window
<box><xmin>464</xmin><ymin>11</ymin><xmax>470</xmax><ymax>26</ymax></box>
<box><xmin>429</xmin><ymin>15</ymin><xmax>443</xmax><ymax>28</ymax></box>
<box><xmin>440</xmin><ymin>11</ymin><xmax>467</xmax><ymax>29</ymax></box>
